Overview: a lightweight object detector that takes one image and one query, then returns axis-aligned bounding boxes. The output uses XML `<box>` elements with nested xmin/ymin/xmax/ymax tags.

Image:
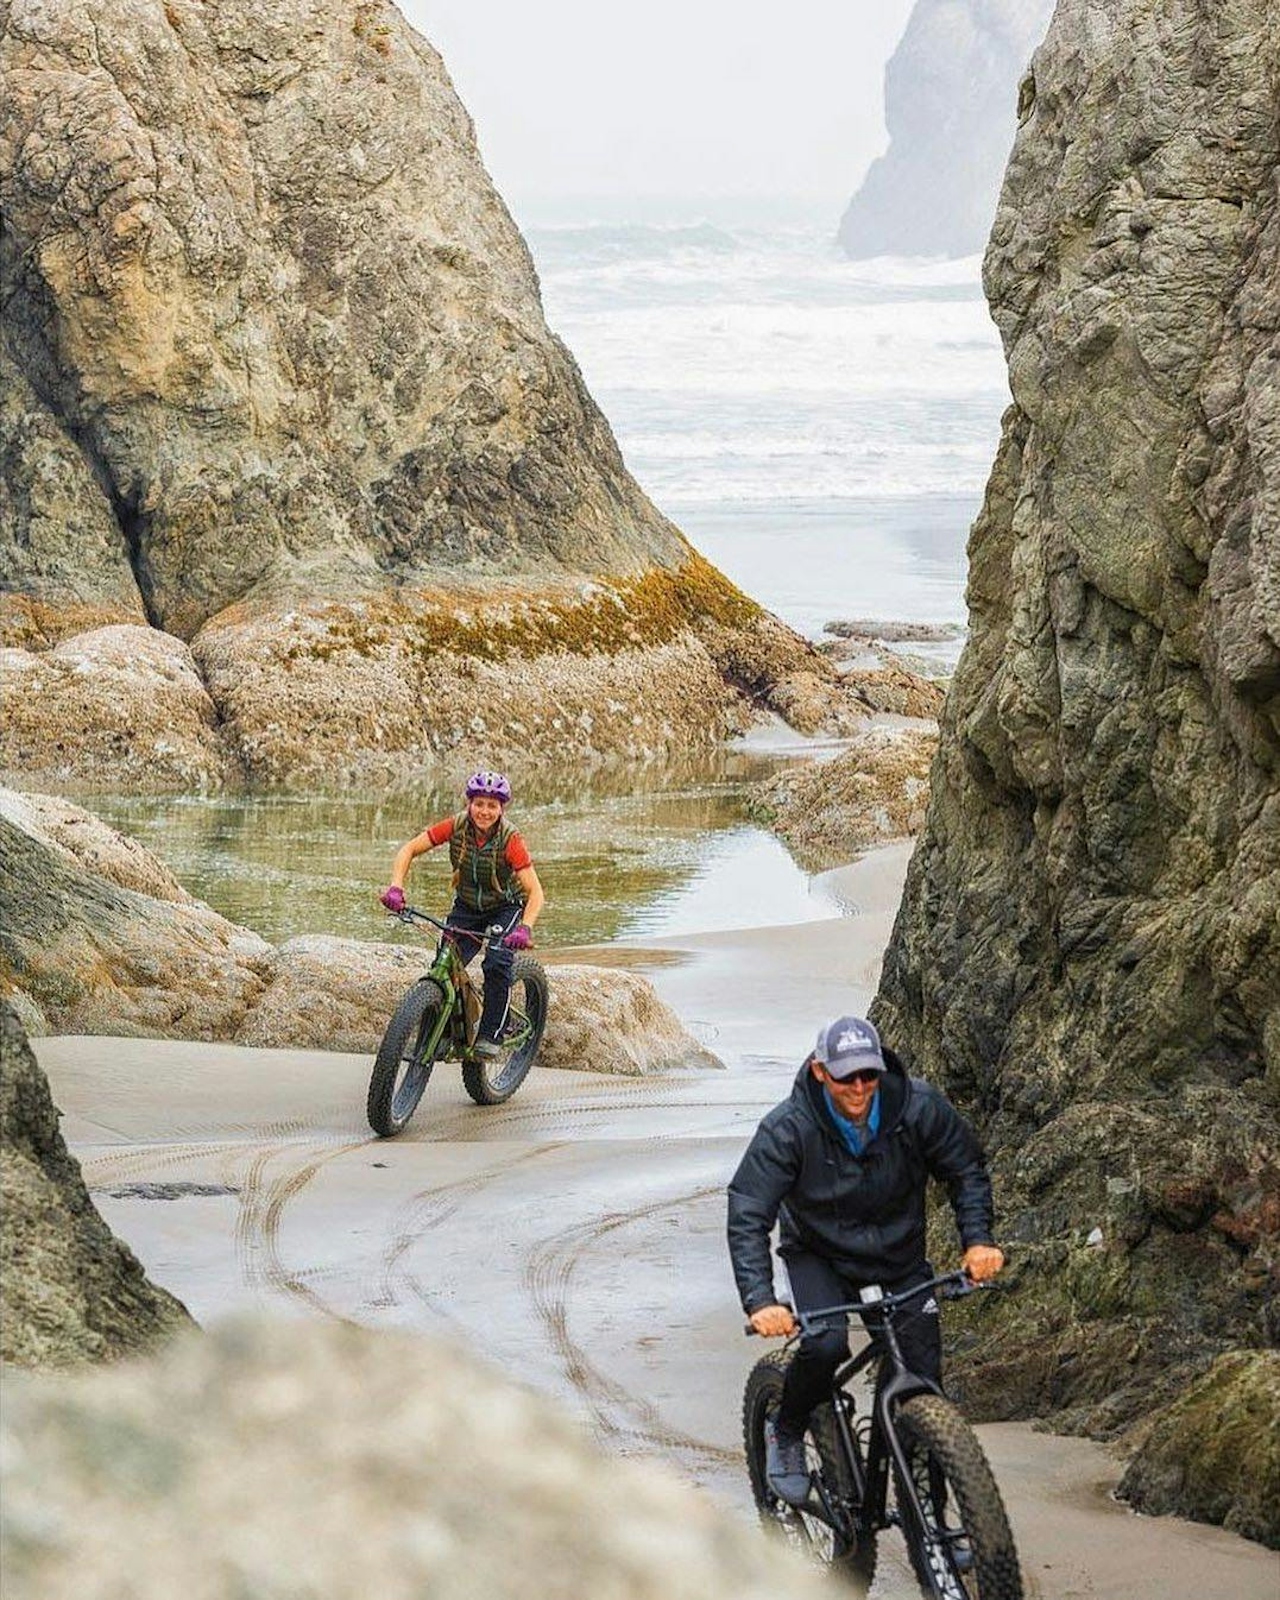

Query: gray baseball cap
<box><xmin>812</xmin><ymin>1015</ymin><xmax>886</xmax><ymax>1080</ymax></box>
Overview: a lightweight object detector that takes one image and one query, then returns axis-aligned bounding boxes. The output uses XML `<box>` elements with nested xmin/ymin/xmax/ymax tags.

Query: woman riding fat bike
<box><xmin>379</xmin><ymin>771</ymin><xmax>545</xmax><ymax>1060</ymax></box>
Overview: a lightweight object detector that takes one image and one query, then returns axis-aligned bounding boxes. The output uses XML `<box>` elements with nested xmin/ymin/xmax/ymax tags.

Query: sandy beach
<box><xmin>34</xmin><ymin>843</ymin><xmax>1278</xmax><ymax>1599</ymax></box>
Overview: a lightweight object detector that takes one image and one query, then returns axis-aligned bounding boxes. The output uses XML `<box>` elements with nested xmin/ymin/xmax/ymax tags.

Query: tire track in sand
<box><xmin>233</xmin><ymin>1136</ymin><xmax>370</xmax><ymax>1321</ymax></box>
<box><xmin>523</xmin><ymin>1184</ymin><xmax>737</xmax><ymax>1468</ymax></box>
<box><xmin>372</xmin><ymin>1142</ymin><xmax>565</xmax><ymax>1324</ymax></box>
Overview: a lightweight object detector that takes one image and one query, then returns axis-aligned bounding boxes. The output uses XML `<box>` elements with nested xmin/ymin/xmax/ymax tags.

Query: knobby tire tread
<box><xmin>366</xmin><ymin>979</ymin><xmax>445</xmax><ymax>1137</ymax></box>
<box><xmin>896</xmin><ymin>1394</ymin><xmax>1023</xmax><ymax>1600</ymax></box>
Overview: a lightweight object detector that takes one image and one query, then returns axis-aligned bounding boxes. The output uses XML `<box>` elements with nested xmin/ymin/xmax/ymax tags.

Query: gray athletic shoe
<box><xmin>471</xmin><ymin>1036</ymin><xmax>501</xmax><ymax>1060</ymax></box>
<box><xmin>765</xmin><ymin>1417</ymin><xmax>811</xmax><ymax>1507</ymax></box>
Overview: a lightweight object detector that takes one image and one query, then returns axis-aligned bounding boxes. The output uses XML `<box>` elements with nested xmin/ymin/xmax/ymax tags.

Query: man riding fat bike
<box><xmin>727</xmin><ymin>1014</ymin><xmax>1004</xmax><ymax>1506</ymax></box>
<box><xmin>379</xmin><ymin>771</ymin><xmax>546</xmax><ymax>1059</ymax></box>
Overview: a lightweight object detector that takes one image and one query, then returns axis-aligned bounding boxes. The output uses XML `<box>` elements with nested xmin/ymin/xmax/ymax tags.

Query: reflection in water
<box><xmin>86</xmin><ymin>754</ymin><xmax>848</xmax><ymax>950</ymax></box>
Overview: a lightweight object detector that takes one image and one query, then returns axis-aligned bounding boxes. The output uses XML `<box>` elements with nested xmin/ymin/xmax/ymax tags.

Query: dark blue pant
<box><xmin>776</xmin><ymin>1252</ymin><xmax>942</xmax><ymax>1436</ymax></box>
<box><xmin>447</xmin><ymin>900</ymin><xmax>523</xmax><ymax>1041</ymax></box>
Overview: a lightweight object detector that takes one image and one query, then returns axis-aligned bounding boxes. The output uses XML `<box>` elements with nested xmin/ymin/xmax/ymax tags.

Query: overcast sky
<box><xmin>402</xmin><ymin>1</ymin><xmax>916</xmax><ymax>212</ymax></box>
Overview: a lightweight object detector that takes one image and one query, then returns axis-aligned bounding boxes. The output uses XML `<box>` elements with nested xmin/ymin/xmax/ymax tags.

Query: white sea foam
<box><xmin>524</xmin><ymin>207</ymin><xmax>1007</xmax><ymax>635</ymax></box>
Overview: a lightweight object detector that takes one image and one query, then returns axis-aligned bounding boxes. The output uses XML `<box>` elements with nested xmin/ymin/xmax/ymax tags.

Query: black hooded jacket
<box><xmin>727</xmin><ymin>1049</ymin><xmax>995</xmax><ymax>1313</ymax></box>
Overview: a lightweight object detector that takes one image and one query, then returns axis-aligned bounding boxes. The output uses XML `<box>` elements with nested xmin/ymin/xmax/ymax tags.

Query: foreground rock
<box><xmin>0</xmin><ymin>625</ymin><xmax>230</xmax><ymax>792</ymax></box>
<box><xmin>0</xmin><ymin>0</ymin><xmax>866</xmax><ymax>786</ymax></box>
<box><xmin>0</xmin><ymin>1006</ymin><xmax>193</xmax><ymax>1366</ymax></box>
<box><xmin>875</xmin><ymin>0</ymin><xmax>1280</xmax><ymax>1540</ymax></box>
<box><xmin>0</xmin><ymin>794</ymin><xmax>718</xmax><ymax>1075</ymax></box>
<box><xmin>748</xmin><ymin>730</ymin><xmax>937</xmax><ymax>872</ymax></box>
<box><xmin>1117</xmin><ymin>1352</ymin><xmax>1280</xmax><ymax>1547</ymax></box>
<box><xmin>0</xmin><ymin>1319</ymin><xmax>837</xmax><ymax>1600</ymax></box>
<box><xmin>838</xmin><ymin>0</ymin><xmax>1054</xmax><ymax>259</ymax></box>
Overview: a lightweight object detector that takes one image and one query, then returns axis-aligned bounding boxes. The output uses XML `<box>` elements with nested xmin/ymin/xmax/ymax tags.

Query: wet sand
<box><xmin>35</xmin><ymin>843</ymin><xmax>1278</xmax><ymax>1599</ymax></box>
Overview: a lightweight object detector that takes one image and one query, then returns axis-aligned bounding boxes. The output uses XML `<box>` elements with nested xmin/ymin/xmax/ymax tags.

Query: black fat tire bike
<box><xmin>742</xmin><ymin>1271</ymin><xmax>1023</xmax><ymax>1599</ymax></box>
<box><xmin>367</xmin><ymin>906</ymin><xmax>548</xmax><ymax>1136</ymax></box>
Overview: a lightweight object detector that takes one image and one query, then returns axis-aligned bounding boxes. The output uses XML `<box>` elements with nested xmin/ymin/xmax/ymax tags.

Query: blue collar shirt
<box><xmin>823</xmin><ymin>1086</ymin><xmax>881</xmax><ymax>1156</ymax></box>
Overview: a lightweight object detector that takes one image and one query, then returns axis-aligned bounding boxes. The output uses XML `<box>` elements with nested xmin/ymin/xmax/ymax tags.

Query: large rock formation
<box><xmin>0</xmin><ymin>789</ymin><xmax>719</xmax><ymax>1074</ymax></box>
<box><xmin>0</xmin><ymin>1005</ymin><xmax>193</xmax><ymax>1366</ymax></box>
<box><xmin>839</xmin><ymin>0</ymin><xmax>1054</xmax><ymax>259</ymax></box>
<box><xmin>0</xmin><ymin>1318</ymin><xmax>838</xmax><ymax>1600</ymax></box>
<box><xmin>874</xmin><ymin>0</ymin><xmax>1280</xmax><ymax>1542</ymax></box>
<box><xmin>0</xmin><ymin>0</ymin><xmax>860</xmax><ymax>787</ymax></box>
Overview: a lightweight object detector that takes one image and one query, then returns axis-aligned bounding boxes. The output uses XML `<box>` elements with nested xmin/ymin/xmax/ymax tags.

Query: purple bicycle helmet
<box><xmin>465</xmin><ymin>770</ymin><xmax>512</xmax><ymax>803</ymax></box>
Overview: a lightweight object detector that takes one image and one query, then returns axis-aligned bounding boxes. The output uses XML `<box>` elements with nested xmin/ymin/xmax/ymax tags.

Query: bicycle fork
<box><xmin>874</xmin><ymin>1370</ymin><xmax>966</xmax><ymax>1583</ymax></box>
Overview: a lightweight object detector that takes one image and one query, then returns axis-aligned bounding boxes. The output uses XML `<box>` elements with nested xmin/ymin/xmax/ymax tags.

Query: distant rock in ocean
<box><xmin>873</xmin><ymin>0</ymin><xmax>1280</xmax><ymax>1544</ymax></box>
<box><xmin>839</xmin><ymin>0</ymin><xmax>1053</xmax><ymax>260</ymax></box>
<box><xmin>0</xmin><ymin>0</ymin><xmax>864</xmax><ymax>786</ymax></box>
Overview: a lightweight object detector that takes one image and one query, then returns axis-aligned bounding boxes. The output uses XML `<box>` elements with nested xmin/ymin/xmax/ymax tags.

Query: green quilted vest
<box><xmin>448</xmin><ymin>810</ymin><xmax>522</xmax><ymax>913</ymax></box>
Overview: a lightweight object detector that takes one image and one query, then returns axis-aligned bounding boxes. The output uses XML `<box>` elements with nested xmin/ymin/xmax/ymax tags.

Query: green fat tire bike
<box><xmin>366</xmin><ymin>907</ymin><xmax>548</xmax><ymax>1137</ymax></box>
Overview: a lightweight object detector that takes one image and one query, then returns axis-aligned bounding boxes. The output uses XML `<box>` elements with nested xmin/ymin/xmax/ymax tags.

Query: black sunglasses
<box><xmin>825</xmin><ymin>1067</ymin><xmax>882</xmax><ymax>1087</ymax></box>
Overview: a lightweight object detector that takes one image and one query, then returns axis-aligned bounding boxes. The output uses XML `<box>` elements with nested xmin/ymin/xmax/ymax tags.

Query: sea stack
<box><xmin>0</xmin><ymin>0</ymin><xmax>846</xmax><ymax>789</ymax></box>
<box><xmin>839</xmin><ymin>0</ymin><xmax>1054</xmax><ymax>259</ymax></box>
<box><xmin>874</xmin><ymin>0</ymin><xmax>1279</xmax><ymax>1543</ymax></box>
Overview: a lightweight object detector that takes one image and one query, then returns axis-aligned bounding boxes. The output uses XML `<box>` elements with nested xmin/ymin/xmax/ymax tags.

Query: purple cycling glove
<box><xmin>503</xmin><ymin>923</ymin><xmax>532</xmax><ymax>950</ymax></box>
<box><xmin>380</xmin><ymin>885</ymin><xmax>406</xmax><ymax>913</ymax></box>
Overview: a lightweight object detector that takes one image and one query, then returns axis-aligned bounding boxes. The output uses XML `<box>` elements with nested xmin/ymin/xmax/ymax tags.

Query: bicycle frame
<box><xmin>790</xmin><ymin>1271</ymin><xmax>978</xmax><ymax>1547</ymax></box>
<box><xmin>393</xmin><ymin>906</ymin><xmax>503</xmax><ymax>1062</ymax></box>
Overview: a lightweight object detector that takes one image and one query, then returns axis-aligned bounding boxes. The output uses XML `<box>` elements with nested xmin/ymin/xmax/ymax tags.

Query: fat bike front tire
<box><xmin>894</xmin><ymin>1393</ymin><xmax>1023</xmax><ymax>1600</ymax></box>
<box><xmin>367</xmin><ymin>980</ymin><xmax>445</xmax><ymax>1137</ymax></box>
<box><xmin>461</xmin><ymin>954</ymin><xmax>548</xmax><ymax>1106</ymax></box>
<box><xmin>742</xmin><ymin>1348</ymin><xmax>877</xmax><ymax>1592</ymax></box>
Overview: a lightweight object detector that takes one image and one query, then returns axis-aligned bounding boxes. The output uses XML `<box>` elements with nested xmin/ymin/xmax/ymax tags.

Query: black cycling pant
<box><xmin>775</xmin><ymin>1252</ymin><xmax>942</xmax><ymax>1437</ymax></box>
<box><xmin>447</xmin><ymin>900</ymin><xmax>524</xmax><ymax>1040</ymax></box>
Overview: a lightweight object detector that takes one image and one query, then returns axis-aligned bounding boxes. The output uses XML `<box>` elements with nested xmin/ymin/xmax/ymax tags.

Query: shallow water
<box><xmin>88</xmin><ymin>752</ymin><xmax>848</xmax><ymax>951</ymax></box>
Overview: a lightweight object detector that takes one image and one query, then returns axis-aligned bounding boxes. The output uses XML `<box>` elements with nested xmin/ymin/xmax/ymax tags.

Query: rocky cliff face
<box><xmin>874</xmin><ymin>0</ymin><xmax>1279</xmax><ymax>1538</ymax></box>
<box><xmin>0</xmin><ymin>0</ymin><xmax>687</xmax><ymax>636</ymax></box>
<box><xmin>839</xmin><ymin>0</ymin><xmax>1054</xmax><ymax>259</ymax></box>
<box><xmin>0</xmin><ymin>1005</ymin><xmax>193</xmax><ymax>1366</ymax></box>
<box><xmin>0</xmin><ymin>0</ymin><xmax>853</xmax><ymax>785</ymax></box>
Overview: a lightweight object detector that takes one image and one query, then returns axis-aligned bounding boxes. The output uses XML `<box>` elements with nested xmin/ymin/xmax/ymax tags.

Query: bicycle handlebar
<box><xmin>742</xmin><ymin>1268</ymin><xmax>991</xmax><ymax>1337</ymax></box>
<box><xmin>387</xmin><ymin>905</ymin><xmax>507</xmax><ymax>946</ymax></box>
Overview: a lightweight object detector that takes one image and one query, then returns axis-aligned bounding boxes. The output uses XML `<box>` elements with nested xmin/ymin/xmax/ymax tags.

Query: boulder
<box><xmin>0</xmin><ymin>813</ymin><xmax>273</xmax><ymax>1040</ymax></box>
<box><xmin>0</xmin><ymin>1005</ymin><xmax>193</xmax><ymax>1367</ymax></box>
<box><xmin>0</xmin><ymin>1318</ymin><xmax>838</xmax><ymax>1600</ymax></box>
<box><xmin>748</xmin><ymin>730</ymin><xmax>938</xmax><ymax>872</ymax></box>
<box><xmin>236</xmin><ymin>934</ymin><xmax>428</xmax><ymax>1052</ymax></box>
<box><xmin>874</xmin><ymin>0</ymin><xmax>1280</xmax><ymax>1535</ymax></box>
<box><xmin>540</xmin><ymin>964</ymin><xmax>722</xmax><ymax>1076</ymax></box>
<box><xmin>1117</xmin><ymin>1352</ymin><xmax>1280</xmax><ymax>1548</ymax></box>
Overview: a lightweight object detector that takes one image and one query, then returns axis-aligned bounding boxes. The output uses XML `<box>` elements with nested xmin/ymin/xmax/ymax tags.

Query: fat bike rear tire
<box><xmin>461</xmin><ymin>954</ymin><xmax>548</xmax><ymax>1106</ymax></box>
<box><xmin>742</xmin><ymin>1348</ymin><xmax>877</xmax><ymax>1592</ymax></box>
